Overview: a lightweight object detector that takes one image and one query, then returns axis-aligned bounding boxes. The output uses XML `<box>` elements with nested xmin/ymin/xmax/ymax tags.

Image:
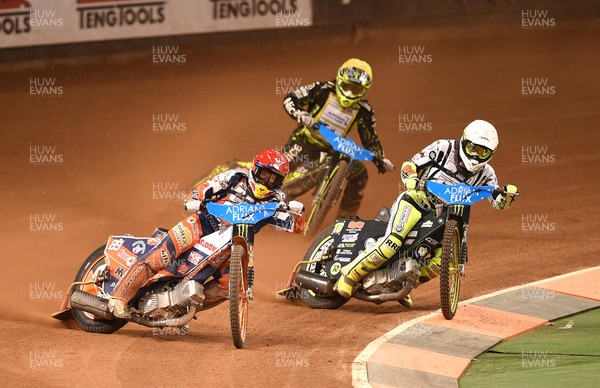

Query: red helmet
<box><xmin>248</xmin><ymin>149</ymin><xmax>289</xmax><ymax>199</ymax></box>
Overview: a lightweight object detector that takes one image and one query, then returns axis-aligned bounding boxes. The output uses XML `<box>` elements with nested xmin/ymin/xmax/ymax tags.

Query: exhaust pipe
<box><xmin>130</xmin><ymin>308</ymin><xmax>196</xmax><ymax>328</ymax></box>
<box><xmin>70</xmin><ymin>291</ymin><xmax>115</xmax><ymax>320</ymax></box>
<box><xmin>71</xmin><ymin>291</ymin><xmax>197</xmax><ymax>327</ymax></box>
<box><xmin>354</xmin><ymin>282</ymin><xmax>416</xmax><ymax>303</ymax></box>
<box><xmin>295</xmin><ymin>270</ymin><xmax>336</xmax><ymax>296</ymax></box>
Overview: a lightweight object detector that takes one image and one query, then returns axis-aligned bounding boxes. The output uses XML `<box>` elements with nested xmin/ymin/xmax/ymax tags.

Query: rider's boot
<box><xmin>418</xmin><ymin>248</ymin><xmax>442</xmax><ymax>284</ymax></box>
<box><xmin>108</xmin><ymin>296</ymin><xmax>132</xmax><ymax>319</ymax></box>
<box><xmin>399</xmin><ymin>294</ymin><xmax>413</xmax><ymax>308</ymax></box>
<box><xmin>401</xmin><ymin>248</ymin><xmax>443</xmax><ymax>308</ymax></box>
<box><xmin>201</xmin><ymin>279</ymin><xmax>228</xmax><ymax>310</ymax></box>
<box><xmin>335</xmin><ymin>198</ymin><xmax>422</xmax><ymax>298</ymax></box>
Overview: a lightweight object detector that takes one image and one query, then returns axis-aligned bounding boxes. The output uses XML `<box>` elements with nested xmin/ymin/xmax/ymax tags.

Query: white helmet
<box><xmin>458</xmin><ymin>120</ymin><xmax>498</xmax><ymax>173</ymax></box>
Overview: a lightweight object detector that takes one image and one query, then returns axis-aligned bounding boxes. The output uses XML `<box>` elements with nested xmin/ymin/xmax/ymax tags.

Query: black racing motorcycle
<box><xmin>279</xmin><ymin>181</ymin><xmax>516</xmax><ymax>319</ymax></box>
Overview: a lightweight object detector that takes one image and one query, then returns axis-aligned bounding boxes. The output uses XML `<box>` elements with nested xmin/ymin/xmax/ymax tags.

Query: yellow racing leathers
<box><xmin>335</xmin><ymin>138</ymin><xmax>516</xmax><ymax>300</ymax></box>
<box><xmin>282</xmin><ymin>80</ymin><xmax>388</xmax><ymax>217</ymax></box>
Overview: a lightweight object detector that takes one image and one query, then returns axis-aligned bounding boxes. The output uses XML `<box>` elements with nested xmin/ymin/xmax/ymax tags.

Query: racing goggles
<box><xmin>254</xmin><ymin>166</ymin><xmax>285</xmax><ymax>190</ymax></box>
<box><xmin>464</xmin><ymin>141</ymin><xmax>494</xmax><ymax>161</ymax></box>
<box><xmin>338</xmin><ymin>80</ymin><xmax>368</xmax><ymax>99</ymax></box>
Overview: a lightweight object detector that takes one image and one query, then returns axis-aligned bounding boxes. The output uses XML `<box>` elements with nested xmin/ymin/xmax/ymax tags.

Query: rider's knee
<box><xmin>379</xmin><ymin>233</ymin><xmax>403</xmax><ymax>258</ymax></box>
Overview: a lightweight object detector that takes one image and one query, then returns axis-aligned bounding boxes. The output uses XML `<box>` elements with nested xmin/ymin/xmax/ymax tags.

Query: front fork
<box><xmin>233</xmin><ymin>226</ymin><xmax>255</xmax><ymax>301</ymax></box>
<box><xmin>436</xmin><ymin>204</ymin><xmax>468</xmax><ymax>277</ymax></box>
<box><xmin>246</xmin><ymin>248</ymin><xmax>255</xmax><ymax>300</ymax></box>
<box><xmin>459</xmin><ymin>225</ymin><xmax>469</xmax><ymax>277</ymax></box>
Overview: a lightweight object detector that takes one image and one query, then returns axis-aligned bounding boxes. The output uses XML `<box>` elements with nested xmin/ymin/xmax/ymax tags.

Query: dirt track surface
<box><xmin>1</xmin><ymin>17</ymin><xmax>599</xmax><ymax>387</ymax></box>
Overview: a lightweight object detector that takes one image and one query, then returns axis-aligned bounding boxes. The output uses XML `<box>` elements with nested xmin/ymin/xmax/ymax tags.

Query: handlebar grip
<box><xmin>494</xmin><ymin>185</ymin><xmax>520</xmax><ymax>197</ymax></box>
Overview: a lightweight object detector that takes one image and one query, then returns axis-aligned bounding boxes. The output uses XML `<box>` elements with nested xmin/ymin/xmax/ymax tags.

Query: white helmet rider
<box><xmin>458</xmin><ymin>119</ymin><xmax>498</xmax><ymax>173</ymax></box>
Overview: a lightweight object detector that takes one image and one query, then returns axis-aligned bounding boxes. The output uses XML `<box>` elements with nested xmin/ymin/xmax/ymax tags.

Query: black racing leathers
<box><xmin>281</xmin><ymin>80</ymin><xmax>387</xmax><ymax>217</ymax></box>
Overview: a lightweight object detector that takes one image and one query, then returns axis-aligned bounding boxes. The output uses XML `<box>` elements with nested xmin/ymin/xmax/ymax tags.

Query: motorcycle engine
<box><xmin>362</xmin><ymin>258</ymin><xmax>420</xmax><ymax>295</ymax></box>
<box><xmin>137</xmin><ymin>279</ymin><xmax>205</xmax><ymax>320</ymax></box>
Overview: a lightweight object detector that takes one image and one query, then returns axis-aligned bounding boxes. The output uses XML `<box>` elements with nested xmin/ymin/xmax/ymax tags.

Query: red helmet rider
<box><xmin>248</xmin><ymin>149</ymin><xmax>290</xmax><ymax>199</ymax></box>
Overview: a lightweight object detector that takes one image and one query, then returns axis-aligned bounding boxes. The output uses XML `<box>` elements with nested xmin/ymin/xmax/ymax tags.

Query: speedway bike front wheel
<box><xmin>304</xmin><ymin>160</ymin><xmax>349</xmax><ymax>238</ymax></box>
<box><xmin>229</xmin><ymin>244</ymin><xmax>249</xmax><ymax>349</ymax></box>
<box><xmin>440</xmin><ymin>219</ymin><xmax>461</xmax><ymax>320</ymax></box>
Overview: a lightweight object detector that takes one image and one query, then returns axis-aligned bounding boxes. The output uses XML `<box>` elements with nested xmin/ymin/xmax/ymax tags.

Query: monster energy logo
<box><xmin>236</xmin><ymin>224</ymin><xmax>250</xmax><ymax>236</ymax></box>
<box><xmin>453</xmin><ymin>205</ymin><xmax>465</xmax><ymax>216</ymax></box>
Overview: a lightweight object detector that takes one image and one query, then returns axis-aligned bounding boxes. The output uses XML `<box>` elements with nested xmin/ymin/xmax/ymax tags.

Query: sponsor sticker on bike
<box><xmin>195</xmin><ymin>228</ymin><xmax>231</xmax><ymax>256</ymax></box>
<box><xmin>334</xmin><ymin>256</ymin><xmax>352</xmax><ymax>263</ymax></box>
<box><xmin>347</xmin><ymin>221</ymin><xmax>365</xmax><ymax>231</ymax></box>
<box><xmin>329</xmin><ymin>262</ymin><xmax>342</xmax><ymax>276</ymax></box>
<box><xmin>132</xmin><ymin>240</ymin><xmax>146</xmax><ymax>255</ymax></box>
<box><xmin>107</xmin><ymin>238</ymin><xmax>124</xmax><ymax>251</ymax></box>
<box><xmin>117</xmin><ymin>249</ymin><xmax>135</xmax><ymax>262</ymax></box>
<box><xmin>173</xmin><ymin>224</ymin><xmax>193</xmax><ymax>251</ymax></box>
<box><xmin>177</xmin><ymin>262</ymin><xmax>191</xmax><ymax>275</ymax></box>
<box><xmin>341</xmin><ymin>233</ymin><xmax>359</xmax><ymax>243</ymax></box>
<box><xmin>332</xmin><ymin>221</ymin><xmax>345</xmax><ymax>235</ymax></box>
<box><xmin>425</xmin><ymin>237</ymin><xmax>438</xmax><ymax>245</ymax></box>
<box><xmin>417</xmin><ymin>245</ymin><xmax>430</xmax><ymax>258</ymax></box>
<box><xmin>188</xmin><ymin>251</ymin><xmax>203</xmax><ymax>266</ymax></box>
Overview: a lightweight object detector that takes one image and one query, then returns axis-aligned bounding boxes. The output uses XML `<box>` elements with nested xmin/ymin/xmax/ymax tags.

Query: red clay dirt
<box><xmin>1</xmin><ymin>19</ymin><xmax>598</xmax><ymax>387</ymax></box>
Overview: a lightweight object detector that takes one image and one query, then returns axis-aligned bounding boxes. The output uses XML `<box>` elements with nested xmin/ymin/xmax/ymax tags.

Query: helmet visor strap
<box><xmin>465</xmin><ymin>141</ymin><xmax>493</xmax><ymax>161</ymax></box>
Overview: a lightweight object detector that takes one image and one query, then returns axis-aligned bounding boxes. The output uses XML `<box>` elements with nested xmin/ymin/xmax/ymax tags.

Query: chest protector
<box><xmin>314</xmin><ymin>93</ymin><xmax>359</xmax><ymax>136</ymax></box>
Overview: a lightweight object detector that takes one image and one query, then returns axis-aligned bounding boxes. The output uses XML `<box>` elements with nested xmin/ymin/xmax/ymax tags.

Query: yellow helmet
<box><xmin>335</xmin><ymin>58</ymin><xmax>373</xmax><ymax>108</ymax></box>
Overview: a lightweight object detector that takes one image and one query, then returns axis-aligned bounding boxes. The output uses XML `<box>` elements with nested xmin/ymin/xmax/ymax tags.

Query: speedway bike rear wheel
<box><xmin>298</xmin><ymin>226</ymin><xmax>348</xmax><ymax>310</ymax></box>
<box><xmin>229</xmin><ymin>244</ymin><xmax>249</xmax><ymax>349</ymax></box>
<box><xmin>72</xmin><ymin>245</ymin><xmax>128</xmax><ymax>333</ymax></box>
<box><xmin>440</xmin><ymin>220</ymin><xmax>461</xmax><ymax>320</ymax></box>
<box><xmin>304</xmin><ymin>160</ymin><xmax>349</xmax><ymax>238</ymax></box>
